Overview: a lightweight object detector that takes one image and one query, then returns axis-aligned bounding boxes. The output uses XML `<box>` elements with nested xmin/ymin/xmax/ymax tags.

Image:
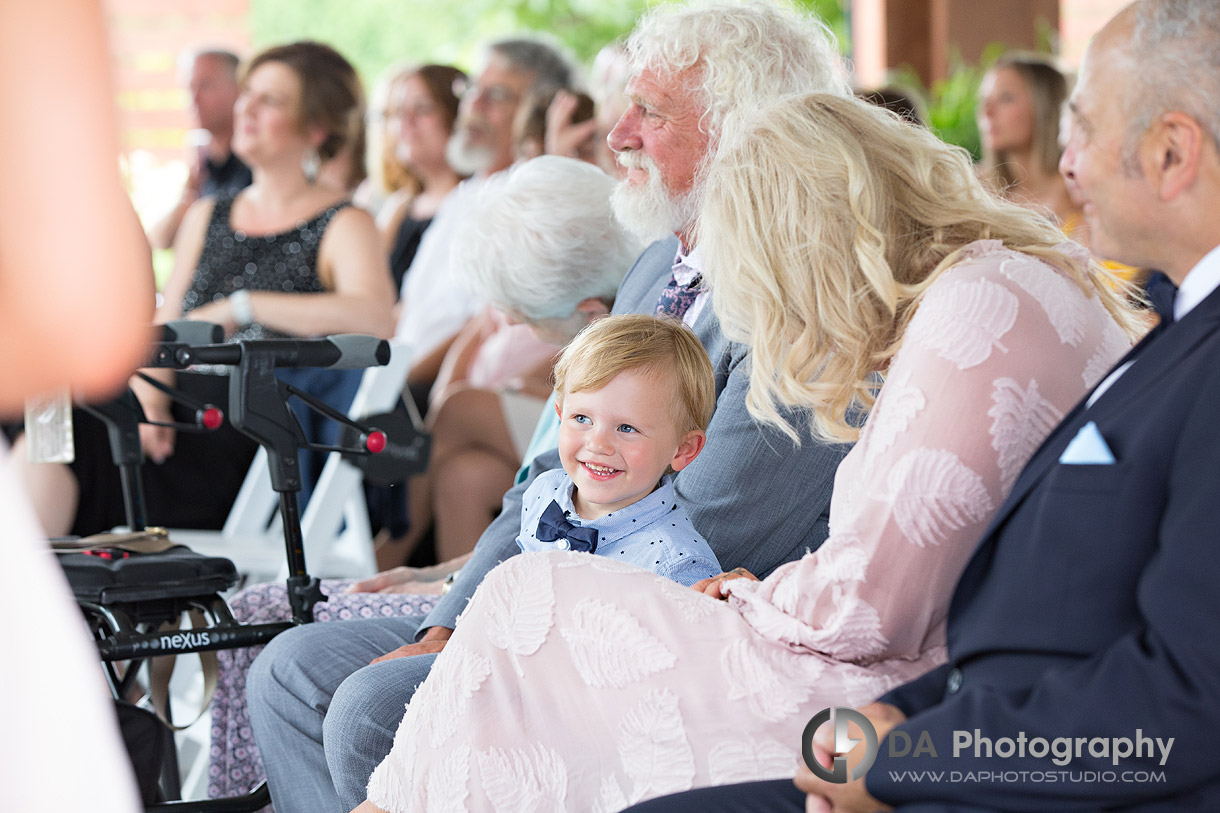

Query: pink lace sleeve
<box><xmin>725</xmin><ymin>243</ymin><xmax>1130</xmax><ymax>664</ymax></box>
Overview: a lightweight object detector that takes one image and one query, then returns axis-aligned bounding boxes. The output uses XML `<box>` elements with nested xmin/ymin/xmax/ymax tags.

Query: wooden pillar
<box><xmin>852</xmin><ymin>0</ymin><xmax>1059</xmax><ymax>87</ymax></box>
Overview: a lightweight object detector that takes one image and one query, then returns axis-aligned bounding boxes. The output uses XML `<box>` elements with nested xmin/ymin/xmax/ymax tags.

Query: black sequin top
<box><xmin>181</xmin><ymin>193</ymin><xmax>351</xmax><ymax>341</ymax></box>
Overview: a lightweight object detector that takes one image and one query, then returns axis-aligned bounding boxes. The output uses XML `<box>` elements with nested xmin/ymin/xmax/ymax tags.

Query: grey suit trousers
<box><xmin>247</xmin><ymin>615</ymin><xmax>434</xmax><ymax>812</ymax></box>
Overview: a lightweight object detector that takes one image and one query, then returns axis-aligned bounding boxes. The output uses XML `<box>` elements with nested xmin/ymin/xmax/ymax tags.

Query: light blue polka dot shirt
<box><xmin>516</xmin><ymin>468</ymin><xmax>721</xmax><ymax>587</ymax></box>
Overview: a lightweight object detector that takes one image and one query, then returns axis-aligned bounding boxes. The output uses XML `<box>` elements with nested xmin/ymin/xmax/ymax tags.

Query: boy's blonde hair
<box><xmin>553</xmin><ymin>314</ymin><xmax>715</xmax><ymax>433</ymax></box>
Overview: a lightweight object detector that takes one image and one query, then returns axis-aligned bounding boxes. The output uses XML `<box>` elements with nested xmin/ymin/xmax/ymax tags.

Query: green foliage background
<box><xmin>247</xmin><ymin>0</ymin><xmax>1014</xmax><ymax>159</ymax></box>
<box><xmin>250</xmin><ymin>0</ymin><xmax>849</xmax><ymax>87</ymax></box>
<box><xmin>889</xmin><ymin>52</ymin><xmax>992</xmax><ymax>163</ymax></box>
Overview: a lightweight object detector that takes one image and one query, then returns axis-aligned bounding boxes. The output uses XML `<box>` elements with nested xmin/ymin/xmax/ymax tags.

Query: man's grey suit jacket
<box><xmin>419</xmin><ymin>237</ymin><xmax>849</xmax><ymax>634</ymax></box>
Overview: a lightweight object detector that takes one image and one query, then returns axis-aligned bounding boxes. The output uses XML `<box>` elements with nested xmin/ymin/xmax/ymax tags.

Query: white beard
<box><xmin>446</xmin><ymin>128</ymin><xmax>495</xmax><ymax>176</ymax></box>
<box><xmin>610</xmin><ymin>152</ymin><xmax>699</xmax><ymax>243</ymax></box>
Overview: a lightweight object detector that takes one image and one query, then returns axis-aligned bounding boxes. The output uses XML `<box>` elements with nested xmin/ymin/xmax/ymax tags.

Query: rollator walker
<box><xmin>56</xmin><ymin>323</ymin><xmax>393</xmax><ymax>811</ymax></box>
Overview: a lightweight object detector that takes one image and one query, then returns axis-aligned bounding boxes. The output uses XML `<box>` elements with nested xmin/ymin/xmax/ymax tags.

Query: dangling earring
<box><xmin>302</xmin><ymin>146</ymin><xmax>321</xmax><ymax>183</ymax></box>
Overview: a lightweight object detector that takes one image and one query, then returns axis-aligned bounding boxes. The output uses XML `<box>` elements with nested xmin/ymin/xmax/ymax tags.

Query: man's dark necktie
<box><xmin>1145</xmin><ymin>271</ymin><xmax>1177</xmax><ymax>327</ymax></box>
<box><xmin>1105</xmin><ymin>272</ymin><xmax>1177</xmax><ymax>379</ymax></box>
<box><xmin>655</xmin><ymin>268</ymin><xmax>703</xmax><ymax>321</ymax></box>
<box><xmin>536</xmin><ymin>500</ymin><xmax>599</xmax><ymax>553</ymax></box>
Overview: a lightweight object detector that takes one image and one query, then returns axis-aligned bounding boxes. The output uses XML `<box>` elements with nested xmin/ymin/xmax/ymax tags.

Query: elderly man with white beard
<box><xmin>248</xmin><ymin>4</ymin><xmax>853</xmax><ymax>811</ymax></box>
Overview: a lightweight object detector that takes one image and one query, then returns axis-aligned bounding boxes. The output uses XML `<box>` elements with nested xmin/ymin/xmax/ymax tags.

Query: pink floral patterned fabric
<box><xmin>367</xmin><ymin>242</ymin><xmax>1131</xmax><ymax>812</ymax></box>
<box><xmin>206</xmin><ymin>580</ymin><xmax>437</xmax><ymax>802</ymax></box>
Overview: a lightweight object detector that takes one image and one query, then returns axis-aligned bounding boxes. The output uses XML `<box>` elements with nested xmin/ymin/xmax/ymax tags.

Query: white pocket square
<box><xmin>1059</xmin><ymin>421</ymin><xmax>1116</xmax><ymax>465</ymax></box>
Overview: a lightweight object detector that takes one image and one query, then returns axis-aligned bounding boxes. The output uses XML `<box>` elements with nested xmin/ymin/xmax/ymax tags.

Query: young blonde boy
<box><xmin>514</xmin><ymin>314</ymin><xmax>721</xmax><ymax>586</ymax></box>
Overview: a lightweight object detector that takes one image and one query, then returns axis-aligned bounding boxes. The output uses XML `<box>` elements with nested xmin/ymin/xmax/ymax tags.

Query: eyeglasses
<box><xmin>367</xmin><ymin>103</ymin><xmax>440</xmax><ymax>125</ymax></box>
<box><xmin>451</xmin><ymin>77</ymin><xmax>519</xmax><ymax>107</ymax></box>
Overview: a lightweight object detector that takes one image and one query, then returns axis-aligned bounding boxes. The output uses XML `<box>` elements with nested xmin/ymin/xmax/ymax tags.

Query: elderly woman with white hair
<box><xmin>355</xmin><ymin>92</ymin><xmax>1141</xmax><ymax>812</ymax></box>
<box><xmin>205</xmin><ymin>155</ymin><xmax>642</xmax><ymax>801</ymax></box>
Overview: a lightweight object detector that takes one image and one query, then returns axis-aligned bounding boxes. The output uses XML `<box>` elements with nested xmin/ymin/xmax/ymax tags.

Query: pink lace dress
<box><xmin>366</xmin><ymin>242</ymin><xmax>1133</xmax><ymax>812</ymax></box>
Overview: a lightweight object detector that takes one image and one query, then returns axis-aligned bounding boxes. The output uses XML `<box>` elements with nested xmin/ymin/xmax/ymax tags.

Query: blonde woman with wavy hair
<box><xmin>700</xmin><ymin>91</ymin><xmax>1141</xmax><ymax>443</ymax></box>
<box><xmin>355</xmin><ymin>94</ymin><xmax>1139</xmax><ymax>813</ymax></box>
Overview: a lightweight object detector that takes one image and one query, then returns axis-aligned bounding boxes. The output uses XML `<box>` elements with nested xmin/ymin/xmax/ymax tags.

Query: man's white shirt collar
<box><xmin>1174</xmin><ymin>242</ymin><xmax>1220</xmax><ymax>321</ymax></box>
<box><xmin>672</xmin><ymin>244</ymin><xmax>708</xmax><ymax>328</ymax></box>
<box><xmin>1087</xmin><ymin>242</ymin><xmax>1220</xmax><ymax>408</ymax></box>
<box><xmin>673</xmin><ymin>244</ymin><xmax>702</xmax><ymax>283</ymax></box>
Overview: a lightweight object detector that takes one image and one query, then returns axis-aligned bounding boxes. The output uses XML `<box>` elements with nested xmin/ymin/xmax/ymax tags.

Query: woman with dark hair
<box><xmin>157</xmin><ymin>40</ymin><xmax>396</xmax><ymax>512</ymax></box>
<box><xmin>15</xmin><ymin>40</ymin><xmax>395</xmax><ymax>536</ymax></box>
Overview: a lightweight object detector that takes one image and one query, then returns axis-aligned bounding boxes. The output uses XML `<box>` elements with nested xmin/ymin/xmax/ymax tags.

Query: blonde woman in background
<box><xmin>979</xmin><ymin>52</ymin><xmax>1142</xmax><ymax>285</ymax></box>
<box><xmin>978</xmin><ymin>53</ymin><xmax>1080</xmax><ymax>231</ymax></box>
<box><xmin>352</xmin><ymin>62</ymin><xmax>411</xmax><ymax>218</ymax></box>
<box><xmin>357</xmin><ymin>92</ymin><xmax>1140</xmax><ymax>813</ymax></box>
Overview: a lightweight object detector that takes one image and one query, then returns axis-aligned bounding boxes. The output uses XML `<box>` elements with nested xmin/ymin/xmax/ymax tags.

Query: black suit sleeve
<box><xmin>879</xmin><ymin>663</ymin><xmax>952</xmax><ymax>718</ymax></box>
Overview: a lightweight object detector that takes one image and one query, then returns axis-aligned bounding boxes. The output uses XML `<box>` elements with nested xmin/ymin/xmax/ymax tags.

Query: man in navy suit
<box><xmin>800</xmin><ymin>1</ymin><xmax>1220</xmax><ymax>809</ymax></box>
<box><xmin>626</xmin><ymin>1</ymin><xmax>1220</xmax><ymax>811</ymax></box>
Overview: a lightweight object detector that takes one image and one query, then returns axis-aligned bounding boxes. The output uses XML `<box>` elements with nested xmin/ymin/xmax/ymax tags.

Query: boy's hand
<box><xmin>690</xmin><ymin>567</ymin><xmax>759</xmax><ymax>600</ymax></box>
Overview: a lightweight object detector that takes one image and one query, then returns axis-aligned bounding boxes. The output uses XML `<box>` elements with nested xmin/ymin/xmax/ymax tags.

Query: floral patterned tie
<box><xmin>655</xmin><ymin>263</ymin><xmax>703</xmax><ymax>322</ymax></box>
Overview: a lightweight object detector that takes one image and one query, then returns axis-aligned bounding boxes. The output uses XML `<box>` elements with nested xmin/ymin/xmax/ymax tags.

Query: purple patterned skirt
<box><xmin>206</xmin><ymin>580</ymin><xmax>437</xmax><ymax>803</ymax></box>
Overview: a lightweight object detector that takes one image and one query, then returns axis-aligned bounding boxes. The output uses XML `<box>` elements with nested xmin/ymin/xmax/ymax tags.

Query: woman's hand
<box><xmin>347</xmin><ymin>566</ymin><xmax>421</xmax><ymax>594</ymax></box>
<box><xmin>349</xmin><ymin>551</ymin><xmax>476</xmax><ymax>595</ymax></box>
<box><xmin>130</xmin><ymin>371</ymin><xmax>176</xmax><ymax>464</ymax></box>
<box><xmin>545</xmin><ymin>90</ymin><xmax>598</xmax><ymax>163</ymax></box>
<box><xmin>691</xmin><ymin>567</ymin><xmax>760</xmax><ymax>600</ymax></box>
<box><xmin>138</xmin><ymin>412</ymin><xmax>176</xmax><ymax>464</ymax></box>
<box><xmin>347</xmin><ymin>566</ymin><xmax>443</xmax><ymax>595</ymax></box>
<box><xmin>185</xmin><ymin>297</ymin><xmax>238</xmax><ymax>336</ymax></box>
<box><xmin>349</xmin><ymin>553</ymin><xmax>473</xmax><ymax>595</ymax></box>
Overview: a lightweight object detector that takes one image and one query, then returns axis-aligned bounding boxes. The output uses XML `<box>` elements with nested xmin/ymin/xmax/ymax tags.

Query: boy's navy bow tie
<box><xmin>536</xmin><ymin>500</ymin><xmax>599</xmax><ymax>553</ymax></box>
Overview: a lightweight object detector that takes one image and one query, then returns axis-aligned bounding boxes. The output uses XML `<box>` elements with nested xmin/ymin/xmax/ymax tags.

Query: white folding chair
<box><xmin>296</xmin><ymin>339</ymin><xmax>420</xmax><ymax>579</ymax></box>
